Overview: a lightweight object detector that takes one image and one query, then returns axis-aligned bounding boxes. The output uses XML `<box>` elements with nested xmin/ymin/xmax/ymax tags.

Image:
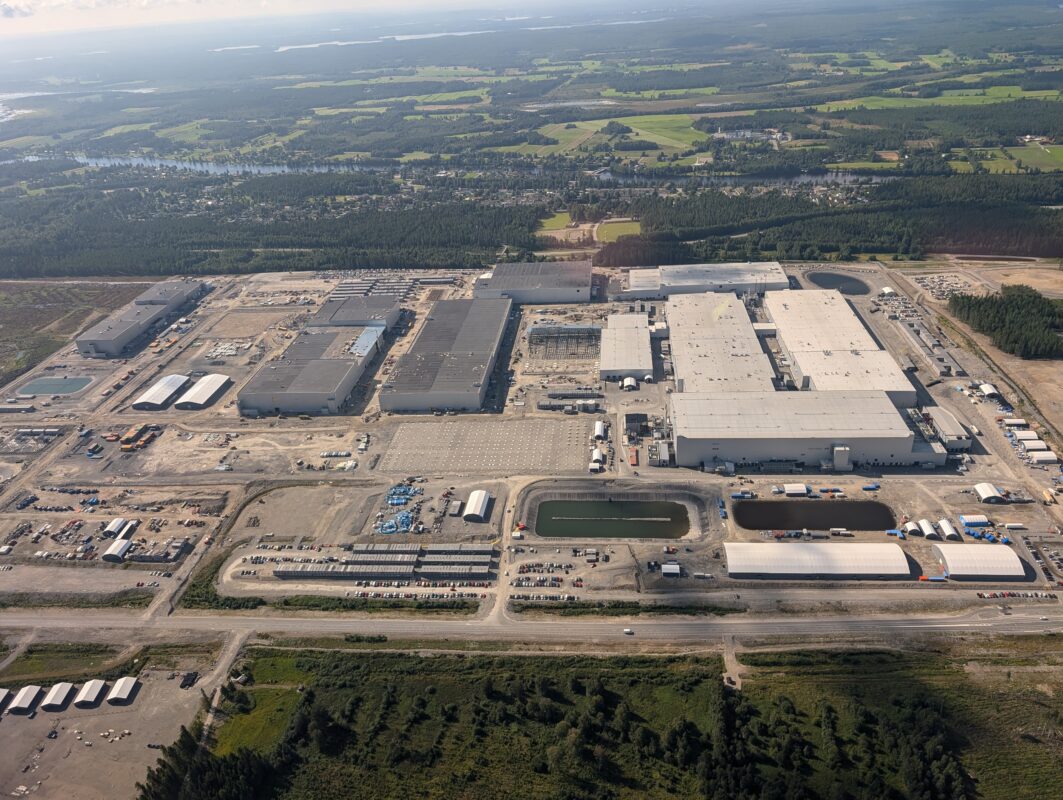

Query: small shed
<box><xmin>9</xmin><ymin>685</ymin><xmax>42</xmax><ymax>714</ymax></box>
<box><xmin>1002</xmin><ymin>418</ymin><xmax>1027</xmax><ymax>428</ymax></box>
<box><xmin>978</xmin><ymin>383</ymin><xmax>1001</xmax><ymax>399</ymax></box>
<box><xmin>590</xmin><ymin>447</ymin><xmax>606</xmax><ymax>464</ymax></box>
<box><xmin>974</xmin><ymin>483</ymin><xmax>1005</xmax><ymax>504</ymax></box>
<box><xmin>106</xmin><ymin>676</ymin><xmax>140</xmax><ymax>705</ymax></box>
<box><xmin>74</xmin><ymin>679</ymin><xmax>108</xmax><ymax>708</ymax></box>
<box><xmin>462</xmin><ymin>490</ymin><xmax>491</xmax><ymax>522</ymax></box>
<box><xmin>41</xmin><ymin>682</ymin><xmax>75</xmax><ymax>711</ymax></box>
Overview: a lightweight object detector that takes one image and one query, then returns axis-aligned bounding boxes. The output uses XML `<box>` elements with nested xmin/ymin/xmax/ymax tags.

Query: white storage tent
<box><xmin>9</xmin><ymin>685</ymin><xmax>42</xmax><ymax>713</ymax></box>
<box><xmin>938</xmin><ymin>519</ymin><xmax>961</xmax><ymax>541</ymax></box>
<box><xmin>973</xmin><ymin>483</ymin><xmax>1005</xmax><ymax>503</ymax></box>
<box><xmin>1029</xmin><ymin>450</ymin><xmax>1059</xmax><ymax>464</ymax></box>
<box><xmin>103</xmin><ymin>538</ymin><xmax>133</xmax><ymax>563</ymax></box>
<box><xmin>979</xmin><ymin>383</ymin><xmax>1001</xmax><ymax>398</ymax></box>
<box><xmin>106</xmin><ymin>676</ymin><xmax>140</xmax><ymax>705</ymax></box>
<box><xmin>724</xmin><ymin>542</ymin><xmax>910</xmax><ymax>579</ymax></box>
<box><xmin>41</xmin><ymin>682</ymin><xmax>75</xmax><ymax>711</ymax></box>
<box><xmin>1002</xmin><ymin>418</ymin><xmax>1027</xmax><ymax>428</ymax></box>
<box><xmin>74</xmin><ymin>679</ymin><xmax>108</xmax><ymax>707</ymax></box>
<box><xmin>174</xmin><ymin>374</ymin><xmax>231</xmax><ymax>410</ymax></box>
<box><xmin>931</xmin><ymin>544</ymin><xmax>1026</xmax><ymax>580</ymax></box>
<box><xmin>1012</xmin><ymin>430</ymin><xmax>1039</xmax><ymax>441</ymax></box>
<box><xmin>131</xmin><ymin>374</ymin><xmax>191</xmax><ymax>410</ymax></box>
<box><xmin>103</xmin><ymin>517</ymin><xmax>127</xmax><ymax>536</ymax></box>
<box><xmin>462</xmin><ymin>490</ymin><xmax>491</xmax><ymax>522</ymax></box>
<box><xmin>1022</xmin><ymin>440</ymin><xmax>1049</xmax><ymax>452</ymax></box>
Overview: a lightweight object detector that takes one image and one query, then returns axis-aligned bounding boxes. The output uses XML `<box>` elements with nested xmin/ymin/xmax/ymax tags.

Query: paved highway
<box><xmin>0</xmin><ymin>606</ymin><xmax>1059</xmax><ymax>644</ymax></box>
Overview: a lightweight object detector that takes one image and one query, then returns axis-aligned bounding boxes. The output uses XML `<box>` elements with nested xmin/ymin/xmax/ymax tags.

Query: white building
<box><xmin>74</xmin><ymin>679</ymin><xmax>108</xmax><ymax>707</ymax></box>
<box><xmin>619</xmin><ymin>262</ymin><xmax>788</xmax><ymax>299</ymax></box>
<box><xmin>41</xmin><ymin>682</ymin><xmax>75</xmax><ymax>711</ymax></box>
<box><xmin>174</xmin><ymin>374</ymin><xmax>232</xmax><ymax>410</ymax></box>
<box><xmin>926</xmin><ymin>407</ymin><xmax>971</xmax><ymax>451</ymax></box>
<box><xmin>462</xmin><ymin>490</ymin><xmax>491</xmax><ymax>522</ymax></box>
<box><xmin>931</xmin><ymin>544</ymin><xmax>1026</xmax><ymax>581</ymax></box>
<box><xmin>599</xmin><ymin>314</ymin><xmax>653</xmax><ymax>380</ymax></box>
<box><xmin>724</xmin><ymin>542</ymin><xmax>911</xmax><ymax>579</ymax></box>
<box><xmin>671</xmin><ymin>390</ymin><xmax>941</xmax><ymax>470</ymax></box>
<box><xmin>131</xmin><ymin>374</ymin><xmax>191</xmax><ymax>411</ymax></box>
<box><xmin>106</xmin><ymin>676</ymin><xmax>140</xmax><ymax>705</ymax></box>
<box><xmin>9</xmin><ymin>685</ymin><xmax>42</xmax><ymax>713</ymax></box>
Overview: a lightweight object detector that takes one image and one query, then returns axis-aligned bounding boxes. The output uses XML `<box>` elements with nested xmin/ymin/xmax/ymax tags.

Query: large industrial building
<box><xmin>619</xmin><ymin>262</ymin><xmax>788</xmax><ymax>300</ymax></box>
<box><xmin>474</xmin><ymin>261</ymin><xmax>593</xmax><ymax>304</ymax></box>
<box><xmin>238</xmin><ymin>327</ymin><xmax>383</xmax><ymax>416</ymax></box>
<box><xmin>599</xmin><ymin>313</ymin><xmax>653</xmax><ymax>380</ymax></box>
<box><xmin>76</xmin><ymin>279</ymin><xmax>206</xmax><ymax>358</ymax></box>
<box><xmin>379</xmin><ymin>298</ymin><xmax>511</xmax><ymax>413</ymax></box>
<box><xmin>308</xmin><ymin>294</ymin><xmax>402</xmax><ymax>329</ymax></box>
<box><xmin>724</xmin><ymin>542</ymin><xmax>912</xmax><ymax>580</ymax></box>
<box><xmin>666</xmin><ymin>288</ymin><xmax>940</xmax><ymax>470</ymax></box>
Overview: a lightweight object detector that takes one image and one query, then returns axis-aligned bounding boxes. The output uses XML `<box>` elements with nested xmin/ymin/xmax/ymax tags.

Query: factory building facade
<box><xmin>474</xmin><ymin>261</ymin><xmax>593</xmax><ymax>304</ymax></box>
<box><xmin>238</xmin><ymin>327</ymin><xmax>383</xmax><ymax>416</ymax></box>
<box><xmin>379</xmin><ymin>298</ymin><xmax>512</xmax><ymax>413</ymax></box>
<box><xmin>599</xmin><ymin>313</ymin><xmax>653</xmax><ymax>380</ymax></box>
<box><xmin>307</xmin><ymin>294</ymin><xmax>402</xmax><ymax>330</ymax></box>
<box><xmin>619</xmin><ymin>262</ymin><xmax>788</xmax><ymax>300</ymax></box>
<box><xmin>76</xmin><ymin>279</ymin><xmax>207</xmax><ymax>358</ymax></box>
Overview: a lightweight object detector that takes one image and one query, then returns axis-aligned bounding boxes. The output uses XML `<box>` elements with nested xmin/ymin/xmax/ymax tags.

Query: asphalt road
<box><xmin>0</xmin><ymin>606</ymin><xmax>1059</xmax><ymax>644</ymax></box>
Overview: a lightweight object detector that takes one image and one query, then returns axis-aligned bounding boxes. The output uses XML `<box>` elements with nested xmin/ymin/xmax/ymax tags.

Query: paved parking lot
<box><xmin>380</xmin><ymin>418</ymin><xmax>592</xmax><ymax>474</ymax></box>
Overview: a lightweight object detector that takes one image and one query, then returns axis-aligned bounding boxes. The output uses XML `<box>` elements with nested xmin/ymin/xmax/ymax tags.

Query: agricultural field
<box><xmin>817</xmin><ymin>85</ymin><xmax>1060</xmax><ymax>111</ymax></box>
<box><xmin>596</xmin><ymin>220</ymin><xmax>641</xmax><ymax>242</ymax></box>
<box><xmin>1005</xmin><ymin>144</ymin><xmax>1063</xmax><ymax>171</ymax></box>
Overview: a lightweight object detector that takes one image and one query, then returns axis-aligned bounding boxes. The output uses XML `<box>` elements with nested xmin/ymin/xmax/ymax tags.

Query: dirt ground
<box><xmin>992</xmin><ymin>267</ymin><xmax>1063</xmax><ymax>297</ymax></box>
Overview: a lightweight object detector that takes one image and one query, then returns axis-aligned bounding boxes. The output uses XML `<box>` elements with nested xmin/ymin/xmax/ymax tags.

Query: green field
<box><xmin>538</xmin><ymin>211</ymin><xmax>572</xmax><ymax>231</ymax></box>
<box><xmin>214</xmin><ymin>688</ymin><xmax>302</xmax><ymax>756</ymax></box>
<box><xmin>601</xmin><ymin>86</ymin><xmax>719</xmax><ymax>100</ymax></box>
<box><xmin>0</xmin><ymin>644</ymin><xmax>118</xmax><ymax>683</ymax></box>
<box><xmin>1005</xmin><ymin>144</ymin><xmax>1063</xmax><ymax>171</ymax></box>
<box><xmin>596</xmin><ymin>220</ymin><xmax>641</xmax><ymax>242</ymax></box>
<box><xmin>818</xmin><ymin>85</ymin><xmax>1060</xmax><ymax>111</ymax></box>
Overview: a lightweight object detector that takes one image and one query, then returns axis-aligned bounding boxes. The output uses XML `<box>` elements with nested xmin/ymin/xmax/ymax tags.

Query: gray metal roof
<box><xmin>310</xmin><ymin>295</ymin><xmax>401</xmax><ymax>327</ymax></box>
<box><xmin>382</xmin><ymin>299</ymin><xmax>511</xmax><ymax>396</ymax></box>
<box><xmin>134</xmin><ymin>279</ymin><xmax>203</xmax><ymax>307</ymax></box>
<box><xmin>241</xmin><ymin>328</ymin><xmax>373</xmax><ymax>397</ymax></box>
<box><xmin>487</xmin><ymin>261</ymin><xmax>592</xmax><ymax>290</ymax></box>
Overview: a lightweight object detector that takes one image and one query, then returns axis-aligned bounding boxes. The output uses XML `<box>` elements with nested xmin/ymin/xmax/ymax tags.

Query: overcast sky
<box><xmin>0</xmin><ymin>0</ymin><xmax>529</xmax><ymax>37</ymax></box>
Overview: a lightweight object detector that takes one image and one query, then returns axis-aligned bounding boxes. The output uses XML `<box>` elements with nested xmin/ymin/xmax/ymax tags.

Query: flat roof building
<box><xmin>725</xmin><ymin>542</ymin><xmax>911</xmax><ymax>579</ymax></box>
<box><xmin>764</xmin><ymin>290</ymin><xmax>916</xmax><ymax>406</ymax></box>
<box><xmin>926</xmin><ymin>407</ymin><xmax>971</xmax><ymax>451</ymax></box>
<box><xmin>379</xmin><ymin>298</ymin><xmax>511</xmax><ymax>413</ymax></box>
<box><xmin>931</xmin><ymin>543</ymin><xmax>1026</xmax><ymax>581</ymax></box>
<box><xmin>620</xmin><ymin>262</ymin><xmax>788</xmax><ymax>299</ymax></box>
<box><xmin>131</xmin><ymin>374</ymin><xmax>191</xmax><ymax>411</ymax></box>
<box><xmin>239</xmin><ymin>327</ymin><xmax>382</xmax><ymax>416</ymax></box>
<box><xmin>77</xmin><ymin>279</ymin><xmax>206</xmax><ymax>358</ymax></box>
<box><xmin>671</xmin><ymin>390</ymin><xmax>932</xmax><ymax>470</ymax></box>
<box><xmin>666</xmin><ymin>293</ymin><xmax>775</xmax><ymax>393</ymax></box>
<box><xmin>174</xmin><ymin>374</ymin><xmax>232</xmax><ymax>410</ymax></box>
<box><xmin>474</xmin><ymin>261</ymin><xmax>592</xmax><ymax>304</ymax></box>
<box><xmin>599</xmin><ymin>314</ymin><xmax>653</xmax><ymax>380</ymax></box>
<box><xmin>308</xmin><ymin>295</ymin><xmax>402</xmax><ymax>329</ymax></box>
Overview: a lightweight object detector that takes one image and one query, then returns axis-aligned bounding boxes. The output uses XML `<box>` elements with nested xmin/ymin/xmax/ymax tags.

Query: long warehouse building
<box><xmin>931</xmin><ymin>544</ymin><xmax>1027</xmax><ymax>581</ymax></box>
<box><xmin>379</xmin><ymin>298</ymin><xmax>512</xmax><ymax>413</ymax></box>
<box><xmin>174</xmin><ymin>374</ymin><xmax>232</xmax><ymax>410</ymax></box>
<box><xmin>474</xmin><ymin>261</ymin><xmax>593</xmax><ymax>304</ymax></box>
<box><xmin>725</xmin><ymin>542</ymin><xmax>912</xmax><ymax>580</ymax></box>
<box><xmin>131</xmin><ymin>374</ymin><xmax>191</xmax><ymax>410</ymax></box>
<box><xmin>619</xmin><ymin>262</ymin><xmax>788</xmax><ymax>300</ymax></box>
<box><xmin>239</xmin><ymin>327</ymin><xmax>383</xmax><ymax>416</ymax></box>
<box><xmin>77</xmin><ymin>279</ymin><xmax>206</xmax><ymax>358</ymax></box>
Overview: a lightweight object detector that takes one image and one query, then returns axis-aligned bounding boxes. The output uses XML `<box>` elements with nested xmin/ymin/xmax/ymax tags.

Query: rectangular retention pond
<box><xmin>535</xmin><ymin>500</ymin><xmax>689</xmax><ymax>539</ymax></box>
<box><xmin>732</xmin><ymin>500</ymin><xmax>896</xmax><ymax>532</ymax></box>
<box><xmin>18</xmin><ymin>376</ymin><xmax>91</xmax><ymax>395</ymax></box>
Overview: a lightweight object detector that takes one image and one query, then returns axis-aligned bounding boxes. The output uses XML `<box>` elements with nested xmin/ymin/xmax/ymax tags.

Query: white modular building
<box><xmin>239</xmin><ymin>327</ymin><xmax>382</xmax><ymax>416</ymax></box>
<box><xmin>671</xmin><ymin>391</ymin><xmax>933</xmax><ymax>470</ymax></box>
<box><xmin>131</xmin><ymin>374</ymin><xmax>191</xmax><ymax>410</ymax></box>
<box><xmin>174</xmin><ymin>374</ymin><xmax>232</xmax><ymax>410</ymax></box>
<box><xmin>41</xmin><ymin>682</ymin><xmax>75</xmax><ymax>711</ymax></box>
<box><xmin>931</xmin><ymin>544</ymin><xmax>1026</xmax><ymax>581</ymax></box>
<box><xmin>462</xmin><ymin>490</ymin><xmax>491</xmax><ymax>522</ymax></box>
<box><xmin>379</xmin><ymin>299</ymin><xmax>512</xmax><ymax>413</ymax></box>
<box><xmin>74</xmin><ymin>679</ymin><xmax>108</xmax><ymax>708</ymax></box>
<box><xmin>724</xmin><ymin>542</ymin><xmax>911</xmax><ymax>580</ymax></box>
<box><xmin>619</xmin><ymin>262</ymin><xmax>788</xmax><ymax>299</ymax></box>
<box><xmin>599</xmin><ymin>314</ymin><xmax>653</xmax><ymax>380</ymax></box>
<box><xmin>106</xmin><ymin>677</ymin><xmax>140</xmax><ymax>705</ymax></box>
<box><xmin>9</xmin><ymin>685</ymin><xmax>42</xmax><ymax>713</ymax></box>
<box><xmin>474</xmin><ymin>261</ymin><xmax>593</xmax><ymax>304</ymax></box>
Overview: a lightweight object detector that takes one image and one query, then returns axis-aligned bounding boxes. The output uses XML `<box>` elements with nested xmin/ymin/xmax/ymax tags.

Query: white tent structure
<box><xmin>41</xmin><ymin>682</ymin><xmax>75</xmax><ymax>711</ymax></box>
<box><xmin>931</xmin><ymin>544</ymin><xmax>1026</xmax><ymax>580</ymax></box>
<box><xmin>106</xmin><ymin>677</ymin><xmax>140</xmax><ymax>705</ymax></box>
<box><xmin>724</xmin><ymin>543</ymin><xmax>910</xmax><ymax>579</ymax></box>
<box><xmin>973</xmin><ymin>483</ymin><xmax>1005</xmax><ymax>504</ymax></box>
<box><xmin>74</xmin><ymin>679</ymin><xmax>108</xmax><ymax>708</ymax></box>
<box><xmin>462</xmin><ymin>490</ymin><xmax>491</xmax><ymax>522</ymax></box>
<box><xmin>9</xmin><ymin>685</ymin><xmax>42</xmax><ymax>713</ymax></box>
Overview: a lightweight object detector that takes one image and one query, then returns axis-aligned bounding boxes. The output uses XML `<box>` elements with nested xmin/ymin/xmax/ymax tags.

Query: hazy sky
<box><xmin>0</xmin><ymin>0</ymin><xmax>524</xmax><ymax>37</ymax></box>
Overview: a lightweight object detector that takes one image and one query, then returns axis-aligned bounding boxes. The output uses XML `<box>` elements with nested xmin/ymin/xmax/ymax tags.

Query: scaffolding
<box><xmin>526</xmin><ymin>324</ymin><xmax>601</xmax><ymax>360</ymax></box>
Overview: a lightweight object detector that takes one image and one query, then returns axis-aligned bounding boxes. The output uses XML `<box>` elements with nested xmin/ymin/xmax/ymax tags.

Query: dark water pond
<box><xmin>733</xmin><ymin>500</ymin><xmax>896</xmax><ymax>531</ymax></box>
<box><xmin>536</xmin><ymin>500</ymin><xmax>689</xmax><ymax>539</ymax></box>
<box><xmin>807</xmin><ymin>272</ymin><xmax>871</xmax><ymax>295</ymax></box>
